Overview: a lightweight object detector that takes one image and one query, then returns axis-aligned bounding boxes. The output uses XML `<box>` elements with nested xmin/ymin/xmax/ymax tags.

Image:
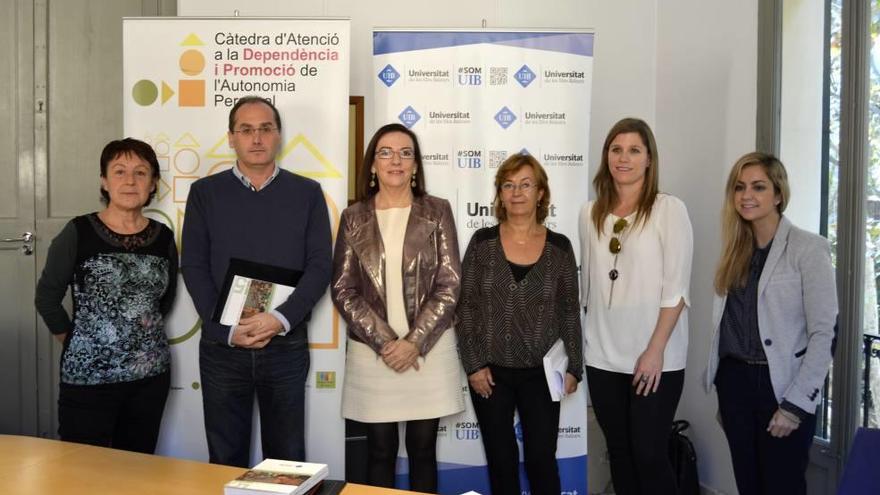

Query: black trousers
<box><xmin>470</xmin><ymin>365</ymin><xmax>561</xmax><ymax>495</ymax></box>
<box><xmin>586</xmin><ymin>366</ymin><xmax>684</xmax><ymax>495</ymax></box>
<box><xmin>365</xmin><ymin>419</ymin><xmax>440</xmax><ymax>493</ymax></box>
<box><xmin>715</xmin><ymin>357</ymin><xmax>816</xmax><ymax>495</ymax></box>
<box><xmin>58</xmin><ymin>370</ymin><xmax>170</xmax><ymax>454</ymax></box>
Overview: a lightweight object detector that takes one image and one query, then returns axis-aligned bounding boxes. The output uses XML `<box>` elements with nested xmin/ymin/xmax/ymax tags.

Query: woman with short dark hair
<box><xmin>35</xmin><ymin>138</ymin><xmax>177</xmax><ymax>453</ymax></box>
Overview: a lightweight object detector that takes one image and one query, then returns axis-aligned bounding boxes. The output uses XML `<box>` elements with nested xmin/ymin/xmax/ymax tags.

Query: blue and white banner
<box><xmin>374</xmin><ymin>29</ymin><xmax>593</xmax><ymax>494</ymax></box>
<box><xmin>124</xmin><ymin>18</ymin><xmax>350</xmax><ymax>477</ymax></box>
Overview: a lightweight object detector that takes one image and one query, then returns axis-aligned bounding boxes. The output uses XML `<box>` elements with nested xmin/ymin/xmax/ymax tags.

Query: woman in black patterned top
<box><xmin>456</xmin><ymin>153</ymin><xmax>582</xmax><ymax>495</ymax></box>
<box><xmin>35</xmin><ymin>138</ymin><xmax>177</xmax><ymax>453</ymax></box>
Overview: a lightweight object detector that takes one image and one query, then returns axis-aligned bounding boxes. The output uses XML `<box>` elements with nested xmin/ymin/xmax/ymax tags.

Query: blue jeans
<box><xmin>199</xmin><ymin>337</ymin><xmax>309</xmax><ymax>467</ymax></box>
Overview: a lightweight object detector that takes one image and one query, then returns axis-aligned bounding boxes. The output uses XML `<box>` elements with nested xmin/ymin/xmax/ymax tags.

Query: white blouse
<box><xmin>578</xmin><ymin>193</ymin><xmax>693</xmax><ymax>373</ymax></box>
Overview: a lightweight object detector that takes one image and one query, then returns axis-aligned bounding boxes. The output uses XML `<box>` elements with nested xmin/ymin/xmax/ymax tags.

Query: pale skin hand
<box><xmin>54</xmin><ymin>333</ymin><xmax>67</xmax><ymax>343</ymax></box>
<box><xmin>470</xmin><ymin>368</ymin><xmax>578</xmax><ymax>398</ymax></box>
<box><xmin>564</xmin><ymin>373</ymin><xmax>578</xmax><ymax>395</ymax></box>
<box><xmin>232</xmin><ymin>312</ymin><xmax>283</xmax><ymax>348</ymax></box>
<box><xmin>468</xmin><ymin>367</ymin><xmax>495</xmax><ymax>398</ymax></box>
<box><xmin>381</xmin><ymin>339</ymin><xmax>420</xmax><ymax>372</ymax></box>
<box><xmin>633</xmin><ymin>299</ymin><xmax>686</xmax><ymax>396</ymax></box>
<box><xmin>767</xmin><ymin>409</ymin><xmax>800</xmax><ymax>438</ymax></box>
<box><xmin>633</xmin><ymin>345</ymin><xmax>665</xmax><ymax>396</ymax></box>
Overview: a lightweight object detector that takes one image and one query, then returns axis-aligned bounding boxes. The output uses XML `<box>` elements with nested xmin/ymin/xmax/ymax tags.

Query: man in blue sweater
<box><xmin>181</xmin><ymin>96</ymin><xmax>332</xmax><ymax>467</ymax></box>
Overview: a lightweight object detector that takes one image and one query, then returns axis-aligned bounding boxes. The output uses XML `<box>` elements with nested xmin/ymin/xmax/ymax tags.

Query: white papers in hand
<box><xmin>543</xmin><ymin>339</ymin><xmax>569</xmax><ymax>402</ymax></box>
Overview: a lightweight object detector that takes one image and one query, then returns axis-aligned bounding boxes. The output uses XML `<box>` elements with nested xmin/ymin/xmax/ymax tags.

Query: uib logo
<box><xmin>398</xmin><ymin>106</ymin><xmax>421</xmax><ymax>128</ymax></box>
<box><xmin>494</xmin><ymin>106</ymin><xmax>517</xmax><ymax>129</ymax></box>
<box><xmin>457</xmin><ymin>66</ymin><xmax>482</xmax><ymax>86</ymax></box>
<box><xmin>515</xmin><ymin>64</ymin><xmax>537</xmax><ymax>88</ymax></box>
<box><xmin>378</xmin><ymin>64</ymin><xmax>400</xmax><ymax>87</ymax></box>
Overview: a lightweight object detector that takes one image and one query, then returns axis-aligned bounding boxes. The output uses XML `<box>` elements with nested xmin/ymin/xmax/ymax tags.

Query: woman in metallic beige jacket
<box><xmin>331</xmin><ymin>123</ymin><xmax>463</xmax><ymax>493</ymax></box>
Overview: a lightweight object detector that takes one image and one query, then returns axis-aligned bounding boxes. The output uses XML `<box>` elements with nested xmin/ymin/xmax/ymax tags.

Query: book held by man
<box><xmin>543</xmin><ymin>338</ymin><xmax>569</xmax><ymax>402</ymax></box>
<box><xmin>213</xmin><ymin>258</ymin><xmax>302</xmax><ymax>326</ymax></box>
<box><xmin>224</xmin><ymin>459</ymin><xmax>328</xmax><ymax>495</ymax></box>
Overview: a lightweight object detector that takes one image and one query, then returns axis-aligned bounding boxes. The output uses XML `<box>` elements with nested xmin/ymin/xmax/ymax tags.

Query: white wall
<box><xmin>781</xmin><ymin>0</ymin><xmax>825</xmax><ymax>234</ymax></box>
<box><xmin>655</xmin><ymin>2</ymin><xmax>758</xmax><ymax>494</ymax></box>
<box><xmin>180</xmin><ymin>1</ymin><xmax>758</xmax><ymax>493</ymax></box>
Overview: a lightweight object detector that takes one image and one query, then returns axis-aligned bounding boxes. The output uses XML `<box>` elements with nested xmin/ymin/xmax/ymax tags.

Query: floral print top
<box><xmin>35</xmin><ymin>213</ymin><xmax>178</xmax><ymax>385</ymax></box>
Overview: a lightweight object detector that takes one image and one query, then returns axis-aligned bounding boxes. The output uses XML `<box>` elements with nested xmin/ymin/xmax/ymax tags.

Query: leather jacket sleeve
<box><xmin>403</xmin><ymin>199</ymin><xmax>462</xmax><ymax>355</ymax></box>
<box><xmin>331</xmin><ymin>210</ymin><xmax>398</xmax><ymax>354</ymax></box>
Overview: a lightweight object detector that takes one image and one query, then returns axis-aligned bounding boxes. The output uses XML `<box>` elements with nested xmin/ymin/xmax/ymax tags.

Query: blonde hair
<box><xmin>714</xmin><ymin>152</ymin><xmax>790</xmax><ymax>294</ymax></box>
<box><xmin>591</xmin><ymin>118</ymin><xmax>659</xmax><ymax>234</ymax></box>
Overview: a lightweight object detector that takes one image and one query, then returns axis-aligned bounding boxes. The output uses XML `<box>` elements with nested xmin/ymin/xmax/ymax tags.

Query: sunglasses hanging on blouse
<box><xmin>608</xmin><ymin>217</ymin><xmax>628</xmax><ymax>308</ymax></box>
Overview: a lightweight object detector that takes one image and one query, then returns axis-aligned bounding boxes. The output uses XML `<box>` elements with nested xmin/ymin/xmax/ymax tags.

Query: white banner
<box><xmin>123</xmin><ymin>18</ymin><xmax>349</xmax><ymax>477</ymax></box>
<box><xmin>374</xmin><ymin>30</ymin><xmax>593</xmax><ymax>494</ymax></box>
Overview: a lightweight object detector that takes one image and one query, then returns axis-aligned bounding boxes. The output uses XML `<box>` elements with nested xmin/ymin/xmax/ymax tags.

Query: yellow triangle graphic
<box><xmin>161</xmin><ymin>81</ymin><xmax>175</xmax><ymax>104</ymax></box>
<box><xmin>156</xmin><ymin>178</ymin><xmax>171</xmax><ymax>201</ymax></box>
<box><xmin>177</xmin><ymin>208</ymin><xmax>185</xmax><ymax>251</ymax></box>
<box><xmin>174</xmin><ymin>132</ymin><xmax>200</xmax><ymax>148</ymax></box>
<box><xmin>205</xmin><ymin>135</ymin><xmax>236</xmax><ymax>159</ymax></box>
<box><xmin>278</xmin><ymin>134</ymin><xmax>342</xmax><ymax>179</ymax></box>
<box><xmin>181</xmin><ymin>33</ymin><xmax>204</xmax><ymax>46</ymax></box>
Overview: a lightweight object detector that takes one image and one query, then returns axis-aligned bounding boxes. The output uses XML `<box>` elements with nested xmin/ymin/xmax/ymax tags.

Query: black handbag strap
<box><xmin>671</xmin><ymin>420</ymin><xmax>690</xmax><ymax>435</ymax></box>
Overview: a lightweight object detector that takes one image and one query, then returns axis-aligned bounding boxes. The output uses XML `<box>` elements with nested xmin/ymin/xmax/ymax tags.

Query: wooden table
<box><xmin>0</xmin><ymin>435</ymin><xmax>423</xmax><ymax>495</ymax></box>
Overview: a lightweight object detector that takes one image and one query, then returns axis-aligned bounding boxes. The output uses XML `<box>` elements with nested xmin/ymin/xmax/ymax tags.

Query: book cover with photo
<box><xmin>213</xmin><ymin>258</ymin><xmax>303</xmax><ymax>326</ymax></box>
<box><xmin>225</xmin><ymin>459</ymin><xmax>328</xmax><ymax>495</ymax></box>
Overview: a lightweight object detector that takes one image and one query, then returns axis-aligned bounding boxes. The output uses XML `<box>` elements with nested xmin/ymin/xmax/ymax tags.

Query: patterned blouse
<box><xmin>35</xmin><ymin>213</ymin><xmax>177</xmax><ymax>385</ymax></box>
<box><xmin>456</xmin><ymin>225</ymin><xmax>583</xmax><ymax>380</ymax></box>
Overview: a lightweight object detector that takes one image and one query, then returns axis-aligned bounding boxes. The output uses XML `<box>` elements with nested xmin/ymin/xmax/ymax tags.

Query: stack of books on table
<box><xmin>224</xmin><ymin>459</ymin><xmax>328</xmax><ymax>495</ymax></box>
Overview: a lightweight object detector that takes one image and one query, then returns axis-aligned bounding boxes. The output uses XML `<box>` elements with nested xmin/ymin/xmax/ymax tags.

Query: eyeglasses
<box><xmin>608</xmin><ymin>218</ymin><xmax>628</xmax><ymax>255</ymax></box>
<box><xmin>500</xmin><ymin>181</ymin><xmax>535</xmax><ymax>193</ymax></box>
<box><xmin>375</xmin><ymin>148</ymin><xmax>416</xmax><ymax>160</ymax></box>
<box><xmin>232</xmin><ymin>125</ymin><xmax>278</xmax><ymax>138</ymax></box>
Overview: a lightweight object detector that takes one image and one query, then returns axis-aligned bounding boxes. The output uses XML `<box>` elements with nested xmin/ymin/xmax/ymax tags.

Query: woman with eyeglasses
<box><xmin>705</xmin><ymin>153</ymin><xmax>836</xmax><ymax>495</ymax></box>
<box><xmin>457</xmin><ymin>153</ymin><xmax>582</xmax><ymax>494</ymax></box>
<box><xmin>578</xmin><ymin>118</ymin><xmax>693</xmax><ymax>495</ymax></box>
<box><xmin>331</xmin><ymin>123</ymin><xmax>464</xmax><ymax>492</ymax></box>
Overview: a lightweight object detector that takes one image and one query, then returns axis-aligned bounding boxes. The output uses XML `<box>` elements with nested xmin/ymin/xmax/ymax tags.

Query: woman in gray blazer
<box><xmin>706</xmin><ymin>152</ymin><xmax>836</xmax><ymax>495</ymax></box>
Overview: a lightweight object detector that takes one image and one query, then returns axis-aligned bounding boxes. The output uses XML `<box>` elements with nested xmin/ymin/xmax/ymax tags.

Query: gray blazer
<box><xmin>705</xmin><ymin>216</ymin><xmax>837</xmax><ymax>413</ymax></box>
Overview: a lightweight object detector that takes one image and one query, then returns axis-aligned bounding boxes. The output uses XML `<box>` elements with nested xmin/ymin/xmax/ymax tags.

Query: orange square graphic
<box><xmin>178</xmin><ymin>80</ymin><xmax>205</xmax><ymax>107</ymax></box>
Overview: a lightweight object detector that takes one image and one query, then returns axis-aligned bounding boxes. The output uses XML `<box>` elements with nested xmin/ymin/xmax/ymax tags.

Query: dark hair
<box><xmin>492</xmin><ymin>153</ymin><xmax>551</xmax><ymax>224</ymax></box>
<box><xmin>358</xmin><ymin>123</ymin><xmax>426</xmax><ymax>200</ymax></box>
<box><xmin>228</xmin><ymin>96</ymin><xmax>282</xmax><ymax>132</ymax></box>
<box><xmin>99</xmin><ymin>138</ymin><xmax>161</xmax><ymax>206</ymax></box>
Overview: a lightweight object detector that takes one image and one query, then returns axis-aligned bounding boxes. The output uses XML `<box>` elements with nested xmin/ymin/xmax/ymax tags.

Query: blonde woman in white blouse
<box><xmin>579</xmin><ymin>118</ymin><xmax>693</xmax><ymax>495</ymax></box>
